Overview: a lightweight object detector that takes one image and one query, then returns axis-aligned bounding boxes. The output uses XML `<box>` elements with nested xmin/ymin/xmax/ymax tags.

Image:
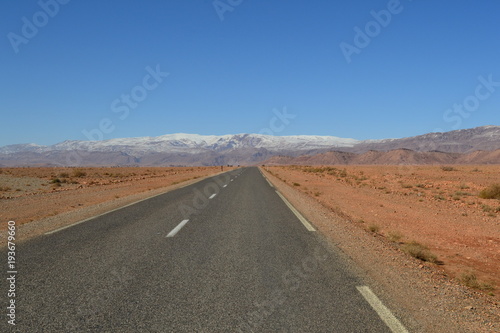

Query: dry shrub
<box><xmin>460</xmin><ymin>272</ymin><xmax>495</xmax><ymax>291</ymax></box>
<box><xmin>479</xmin><ymin>184</ymin><xmax>500</xmax><ymax>200</ymax></box>
<box><xmin>388</xmin><ymin>231</ymin><xmax>403</xmax><ymax>242</ymax></box>
<box><xmin>72</xmin><ymin>169</ymin><xmax>87</xmax><ymax>178</ymax></box>
<box><xmin>401</xmin><ymin>241</ymin><xmax>438</xmax><ymax>263</ymax></box>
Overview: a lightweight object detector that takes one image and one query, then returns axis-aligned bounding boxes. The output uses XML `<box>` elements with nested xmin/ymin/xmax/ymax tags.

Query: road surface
<box><xmin>3</xmin><ymin>167</ymin><xmax>408</xmax><ymax>332</ymax></box>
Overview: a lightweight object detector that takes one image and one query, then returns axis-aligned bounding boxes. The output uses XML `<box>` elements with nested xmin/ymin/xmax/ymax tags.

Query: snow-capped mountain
<box><xmin>0</xmin><ymin>126</ymin><xmax>498</xmax><ymax>166</ymax></box>
<box><xmin>0</xmin><ymin>133</ymin><xmax>360</xmax><ymax>156</ymax></box>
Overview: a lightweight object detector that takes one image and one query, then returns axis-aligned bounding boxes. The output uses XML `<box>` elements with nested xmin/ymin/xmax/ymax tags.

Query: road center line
<box><xmin>276</xmin><ymin>191</ymin><xmax>315</xmax><ymax>231</ymax></box>
<box><xmin>166</xmin><ymin>219</ymin><xmax>189</xmax><ymax>238</ymax></box>
<box><xmin>209</xmin><ymin>193</ymin><xmax>217</xmax><ymax>199</ymax></box>
<box><xmin>356</xmin><ymin>286</ymin><xmax>409</xmax><ymax>333</ymax></box>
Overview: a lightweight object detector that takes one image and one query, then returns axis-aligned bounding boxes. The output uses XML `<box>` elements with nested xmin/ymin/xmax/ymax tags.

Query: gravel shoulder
<box><xmin>260</xmin><ymin>167</ymin><xmax>499</xmax><ymax>333</ymax></box>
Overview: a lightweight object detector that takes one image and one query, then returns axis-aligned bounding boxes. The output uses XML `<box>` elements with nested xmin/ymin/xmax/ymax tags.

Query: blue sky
<box><xmin>1</xmin><ymin>0</ymin><xmax>499</xmax><ymax>146</ymax></box>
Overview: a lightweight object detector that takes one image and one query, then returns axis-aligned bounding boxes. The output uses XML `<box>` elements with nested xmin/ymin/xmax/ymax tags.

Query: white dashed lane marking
<box><xmin>167</xmin><ymin>219</ymin><xmax>190</xmax><ymax>238</ymax></box>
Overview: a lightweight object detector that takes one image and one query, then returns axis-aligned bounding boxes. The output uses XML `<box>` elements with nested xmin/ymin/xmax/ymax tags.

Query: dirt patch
<box><xmin>261</xmin><ymin>165</ymin><xmax>499</xmax><ymax>332</ymax></box>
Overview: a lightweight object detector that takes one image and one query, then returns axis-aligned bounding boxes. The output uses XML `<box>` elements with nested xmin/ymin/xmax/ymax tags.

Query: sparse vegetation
<box><xmin>401</xmin><ymin>241</ymin><xmax>438</xmax><ymax>263</ymax></box>
<box><xmin>293</xmin><ymin>182</ymin><xmax>301</xmax><ymax>187</ymax></box>
<box><xmin>441</xmin><ymin>166</ymin><xmax>456</xmax><ymax>171</ymax></box>
<box><xmin>368</xmin><ymin>224</ymin><xmax>380</xmax><ymax>233</ymax></box>
<box><xmin>459</xmin><ymin>272</ymin><xmax>495</xmax><ymax>291</ymax></box>
<box><xmin>72</xmin><ymin>169</ymin><xmax>87</xmax><ymax>178</ymax></box>
<box><xmin>481</xmin><ymin>204</ymin><xmax>493</xmax><ymax>213</ymax></box>
<box><xmin>387</xmin><ymin>231</ymin><xmax>403</xmax><ymax>242</ymax></box>
<box><xmin>478</xmin><ymin>184</ymin><xmax>500</xmax><ymax>200</ymax></box>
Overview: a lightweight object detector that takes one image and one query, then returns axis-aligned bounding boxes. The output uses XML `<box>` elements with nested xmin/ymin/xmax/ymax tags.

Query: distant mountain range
<box><xmin>263</xmin><ymin>149</ymin><xmax>500</xmax><ymax>166</ymax></box>
<box><xmin>0</xmin><ymin>126</ymin><xmax>499</xmax><ymax>166</ymax></box>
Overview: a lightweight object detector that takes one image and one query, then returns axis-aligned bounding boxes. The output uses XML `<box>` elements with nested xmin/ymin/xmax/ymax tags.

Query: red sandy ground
<box><xmin>265</xmin><ymin>165</ymin><xmax>500</xmax><ymax>295</ymax></box>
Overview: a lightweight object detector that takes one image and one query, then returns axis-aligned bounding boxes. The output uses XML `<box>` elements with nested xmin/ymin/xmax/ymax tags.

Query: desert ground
<box><xmin>264</xmin><ymin>165</ymin><xmax>500</xmax><ymax>297</ymax></box>
<box><xmin>0</xmin><ymin>166</ymin><xmax>227</xmax><ymax>239</ymax></box>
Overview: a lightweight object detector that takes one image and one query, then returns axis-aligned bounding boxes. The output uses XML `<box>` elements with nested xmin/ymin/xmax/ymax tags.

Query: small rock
<box><xmin>464</xmin><ymin>306</ymin><xmax>474</xmax><ymax>310</ymax></box>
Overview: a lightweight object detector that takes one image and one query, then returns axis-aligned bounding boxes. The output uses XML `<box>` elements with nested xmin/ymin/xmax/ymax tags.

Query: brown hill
<box><xmin>262</xmin><ymin>149</ymin><xmax>500</xmax><ymax>165</ymax></box>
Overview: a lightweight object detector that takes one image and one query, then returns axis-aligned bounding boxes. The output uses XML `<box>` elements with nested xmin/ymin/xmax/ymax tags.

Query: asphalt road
<box><xmin>2</xmin><ymin>167</ymin><xmax>406</xmax><ymax>332</ymax></box>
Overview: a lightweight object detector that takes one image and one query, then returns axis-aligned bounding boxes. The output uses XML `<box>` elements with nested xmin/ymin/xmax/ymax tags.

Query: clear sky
<box><xmin>1</xmin><ymin>0</ymin><xmax>499</xmax><ymax>146</ymax></box>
